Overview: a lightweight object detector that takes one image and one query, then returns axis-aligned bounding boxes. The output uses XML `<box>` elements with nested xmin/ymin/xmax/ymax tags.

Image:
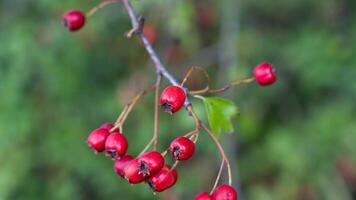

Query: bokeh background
<box><xmin>1</xmin><ymin>0</ymin><xmax>356</xmax><ymax>199</ymax></box>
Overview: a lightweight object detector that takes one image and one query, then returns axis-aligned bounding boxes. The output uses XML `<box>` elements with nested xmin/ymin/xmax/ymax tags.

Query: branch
<box><xmin>189</xmin><ymin>77</ymin><xmax>255</xmax><ymax>95</ymax></box>
<box><xmin>153</xmin><ymin>75</ymin><xmax>162</xmax><ymax>150</ymax></box>
<box><xmin>122</xmin><ymin>0</ymin><xmax>177</xmax><ymax>85</ymax></box>
<box><xmin>122</xmin><ymin>0</ymin><xmax>193</xmax><ymax>108</ymax></box>
<box><xmin>202</xmin><ymin>123</ymin><xmax>232</xmax><ymax>186</ymax></box>
<box><xmin>86</xmin><ymin>0</ymin><xmax>120</xmax><ymax>17</ymax></box>
<box><xmin>121</xmin><ymin>0</ymin><xmax>232</xmax><ymax>186</ymax></box>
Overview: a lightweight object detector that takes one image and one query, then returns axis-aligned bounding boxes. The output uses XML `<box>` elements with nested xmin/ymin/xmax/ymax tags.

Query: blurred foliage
<box><xmin>1</xmin><ymin>0</ymin><xmax>356</xmax><ymax>199</ymax></box>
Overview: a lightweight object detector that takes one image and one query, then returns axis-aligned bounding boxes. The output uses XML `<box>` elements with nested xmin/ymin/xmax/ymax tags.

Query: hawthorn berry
<box><xmin>169</xmin><ymin>137</ymin><xmax>195</xmax><ymax>161</ymax></box>
<box><xmin>63</xmin><ymin>10</ymin><xmax>86</xmax><ymax>31</ymax></box>
<box><xmin>114</xmin><ymin>155</ymin><xmax>134</xmax><ymax>178</ymax></box>
<box><xmin>160</xmin><ymin>85</ymin><xmax>186</xmax><ymax>113</ymax></box>
<box><xmin>148</xmin><ymin>165</ymin><xmax>178</xmax><ymax>192</ymax></box>
<box><xmin>137</xmin><ymin>151</ymin><xmax>165</xmax><ymax>177</ymax></box>
<box><xmin>87</xmin><ymin>128</ymin><xmax>110</xmax><ymax>153</ymax></box>
<box><xmin>123</xmin><ymin>159</ymin><xmax>146</xmax><ymax>184</ymax></box>
<box><xmin>100</xmin><ymin>123</ymin><xmax>114</xmax><ymax>130</ymax></box>
<box><xmin>195</xmin><ymin>192</ymin><xmax>212</xmax><ymax>200</ymax></box>
<box><xmin>105</xmin><ymin>132</ymin><xmax>128</xmax><ymax>159</ymax></box>
<box><xmin>253</xmin><ymin>62</ymin><xmax>277</xmax><ymax>86</ymax></box>
<box><xmin>212</xmin><ymin>185</ymin><xmax>237</xmax><ymax>200</ymax></box>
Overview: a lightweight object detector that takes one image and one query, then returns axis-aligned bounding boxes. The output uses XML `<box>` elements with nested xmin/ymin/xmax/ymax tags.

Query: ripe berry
<box><xmin>169</xmin><ymin>137</ymin><xmax>195</xmax><ymax>161</ymax></box>
<box><xmin>87</xmin><ymin>128</ymin><xmax>110</xmax><ymax>153</ymax></box>
<box><xmin>195</xmin><ymin>192</ymin><xmax>212</xmax><ymax>200</ymax></box>
<box><xmin>160</xmin><ymin>85</ymin><xmax>186</xmax><ymax>114</ymax></box>
<box><xmin>123</xmin><ymin>159</ymin><xmax>146</xmax><ymax>184</ymax></box>
<box><xmin>100</xmin><ymin>123</ymin><xmax>114</xmax><ymax>130</ymax></box>
<box><xmin>148</xmin><ymin>165</ymin><xmax>178</xmax><ymax>192</ymax></box>
<box><xmin>105</xmin><ymin>132</ymin><xmax>128</xmax><ymax>159</ymax></box>
<box><xmin>137</xmin><ymin>151</ymin><xmax>165</xmax><ymax>177</ymax></box>
<box><xmin>253</xmin><ymin>62</ymin><xmax>277</xmax><ymax>86</ymax></box>
<box><xmin>212</xmin><ymin>185</ymin><xmax>237</xmax><ymax>200</ymax></box>
<box><xmin>114</xmin><ymin>155</ymin><xmax>134</xmax><ymax>178</ymax></box>
<box><xmin>63</xmin><ymin>10</ymin><xmax>86</xmax><ymax>31</ymax></box>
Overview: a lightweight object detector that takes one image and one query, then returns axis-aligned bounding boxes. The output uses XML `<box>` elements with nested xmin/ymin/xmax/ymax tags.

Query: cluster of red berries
<box><xmin>71</xmin><ymin>2</ymin><xmax>277</xmax><ymax>196</ymax></box>
<box><xmin>85</xmin><ymin>62</ymin><xmax>276</xmax><ymax>198</ymax></box>
<box><xmin>87</xmin><ymin>123</ymin><xmax>238</xmax><ymax>199</ymax></box>
<box><xmin>87</xmin><ymin>120</ymin><xmax>196</xmax><ymax>193</ymax></box>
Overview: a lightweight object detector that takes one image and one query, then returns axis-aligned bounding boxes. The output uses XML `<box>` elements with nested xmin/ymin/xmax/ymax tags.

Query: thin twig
<box><xmin>110</xmin><ymin>83</ymin><xmax>157</xmax><ymax>132</ymax></box>
<box><xmin>170</xmin><ymin>160</ymin><xmax>179</xmax><ymax>171</ymax></box>
<box><xmin>190</xmin><ymin>77</ymin><xmax>255</xmax><ymax>95</ymax></box>
<box><xmin>201</xmin><ymin>123</ymin><xmax>232</xmax><ymax>186</ymax></box>
<box><xmin>181</xmin><ymin>66</ymin><xmax>211</xmax><ymax>88</ymax></box>
<box><xmin>210</xmin><ymin>158</ymin><xmax>225</xmax><ymax>195</ymax></box>
<box><xmin>153</xmin><ymin>75</ymin><xmax>162</xmax><ymax>150</ymax></box>
<box><xmin>138</xmin><ymin>137</ymin><xmax>154</xmax><ymax>156</ymax></box>
<box><xmin>137</xmin><ymin>75</ymin><xmax>161</xmax><ymax>155</ymax></box>
<box><xmin>122</xmin><ymin>0</ymin><xmax>194</xmax><ymax>109</ymax></box>
<box><xmin>122</xmin><ymin>0</ymin><xmax>178</xmax><ymax>85</ymax></box>
<box><xmin>86</xmin><ymin>0</ymin><xmax>120</xmax><ymax>17</ymax></box>
<box><xmin>121</xmin><ymin>0</ymin><xmax>233</xmax><ymax>187</ymax></box>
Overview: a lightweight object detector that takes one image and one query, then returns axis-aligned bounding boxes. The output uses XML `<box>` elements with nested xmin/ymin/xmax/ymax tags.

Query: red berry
<box><xmin>105</xmin><ymin>132</ymin><xmax>128</xmax><ymax>159</ymax></box>
<box><xmin>63</xmin><ymin>10</ymin><xmax>86</xmax><ymax>31</ymax></box>
<box><xmin>169</xmin><ymin>137</ymin><xmax>195</xmax><ymax>161</ymax></box>
<box><xmin>123</xmin><ymin>159</ymin><xmax>146</xmax><ymax>184</ymax></box>
<box><xmin>160</xmin><ymin>86</ymin><xmax>186</xmax><ymax>113</ymax></box>
<box><xmin>212</xmin><ymin>185</ymin><xmax>237</xmax><ymax>200</ymax></box>
<box><xmin>143</xmin><ymin>25</ymin><xmax>158</xmax><ymax>45</ymax></box>
<box><xmin>195</xmin><ymin>192</ymin><xmax>212</xmax><ymax>200</ymax></box>
<box><xmin>148</xmin><ymin>165</ymin><xmax>178</xmax><ymax>192</ymax></box>
<box><xmin>87</xmin><ymin>128</ymin><xmax>110</xmax><ymax>153</ymax></box>
<box><xmin>253</xmin><ymin>62</ymin><xmax>277</xmax><ymax>86</ymax></box>
<box><xmin>137</xmin><ymin>151</ymin><xmax>165</xmax><ymax>177</ymax></box>
<box><xmin>100</xmin><ymin>123</ymin><xmax>114</xmax><ymax>130</ymax></box>
<box><xmin>114</xmin><ymin>155</ymin><xmax>134</xmax><ymax>178</ymax></box>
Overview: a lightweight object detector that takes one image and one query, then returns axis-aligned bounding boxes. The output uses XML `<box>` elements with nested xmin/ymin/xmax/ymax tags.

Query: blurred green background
<box><xmin>1</xmin><ymin>0</ymin><xmax>356</xmax><ymax>199</ymax></box>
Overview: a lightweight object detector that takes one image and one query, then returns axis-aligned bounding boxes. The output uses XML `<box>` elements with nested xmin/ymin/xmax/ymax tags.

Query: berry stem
<box><xmin>137</xmin><ymin>76</ymin><xmax>162</xmax><ymax>156</ymax></box>
<box><xmin>187</xmin><ymin>106</ymin><xmax>201</xmax><ymax>128</ymax></box>
<box><xmin>111</xmin><ymin>82</ymin><xmax>157</xmax><ymax>132</ymax></box>
<box><xmin>86</xmin><ymin>0</ymin><xmax>120</xmax><ymax>17</ymax></box>
<box><xmin>138</xmin><ymin>137</ymin><xmax>154</xmax><ymax>156</ymax></box>
<box><xmin>180</xmin><ymin>66</ymin><xmax>211</xmax><ymax>88</ymax></box>
<box><xmin>201</xmin><ymin>123</ymin><xmax>232</xmax><ymax>186</ymax></box>
<box><xmin>170</xmin><ymin>160</ymin><xmax>179</xmax><ymax>171</ymax></box>
<box><xmin>210</xmin><ymin>158</ymin><xmax>225</xmax><ymax>195</ymax></box>
<box><xmin>111</xmin><ymin>105</ymin><xmax>128</xmax><ymax>132</ymax></box>
<box><xmin>190</xmin><ymin>77</ymin><xmax>255</xmax><ymax>95</ymax></box>
<box><xmin>153</xmin><ymin>75</ymin><xmax>162</xmax><ymax>150</ymax></box>
<box><xmin>183</xmin><ymin>129</ymin><xmax>200</xmax><ymax>138</ymax></box>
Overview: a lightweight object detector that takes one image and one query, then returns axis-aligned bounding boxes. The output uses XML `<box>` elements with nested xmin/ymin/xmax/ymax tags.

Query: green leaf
<box><xmin>196</xmin><ymin>96</ymin><xmax>239</xmax><ymax>137</ymax></box>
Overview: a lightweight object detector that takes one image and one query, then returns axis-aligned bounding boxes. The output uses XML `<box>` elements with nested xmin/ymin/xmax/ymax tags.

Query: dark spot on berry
<box><xmin>172</xmin><ymin>146</ymin><xmax>181</xmax><ymax>160</ymax></box>
<box><xmin>63</xmin><ymin>19</ymin><xmax>68</xmax><ymax>28</ymax></box>
<box><xmin>138</xmin><ymin>161</ymin><xmax>150</xmax><ymax>177</ymax></box>
<box><xmin>148</xmin><ymin>181</ymin><xmax>156</xmax><ymax>192</ymax></box>
<box><xmin>161</xmin><ymin>102</ymin><xmax>173</xmax><ymax>113</ymax></box>
<box><xmin>106</xmin><ymin>150</ymin><xmax>118</xmax><ymax>160</ymax></box>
